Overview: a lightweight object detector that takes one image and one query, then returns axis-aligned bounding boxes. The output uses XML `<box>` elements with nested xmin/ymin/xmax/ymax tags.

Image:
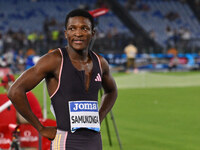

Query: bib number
<box><xmin>69</xmin><ymin>101</ymin><xmax>100</xmax><ymax>133</ymax></box>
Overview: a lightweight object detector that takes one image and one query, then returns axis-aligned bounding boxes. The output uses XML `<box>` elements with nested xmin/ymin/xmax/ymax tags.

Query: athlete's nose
<box><xmin>74</xmin><ymin>28</ymin><xmax>83</xmax><ymax>37</ymax></box>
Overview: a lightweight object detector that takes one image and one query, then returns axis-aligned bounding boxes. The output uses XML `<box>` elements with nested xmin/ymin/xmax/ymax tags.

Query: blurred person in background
<box><xmin>8</xmin><ymin>9</ymin><xmax>117</xmax><ymax>150</ymax></box>
<box><xmin>196</xmin><ymin>51</ymin><xmax>200</xmax><ymax>70</ymax></box>
<box><xmin>0</xmin><ymin>74</ymin><xmax>43</xmax><ymax>123</ymax></box>
<box><xmin>167</xmin><ymin>47</ymin><xmax>178</xmax><ymax>56</ymax></box>
<box><xmin>124</xmin><ymin>40</ymin><xmax>138</xmax><ymax>73</ymax></box>
<box><xmin>0</xmin><ymin>32</ymin><xmax>3</xmax><ymax>54</ymax></box>
<box><xmin>168</xmin><ymin>54</ymin><xmax>179</xmax><ymax>71</ymax></box>
<box><xmin>15</xmin><ymin>49</ymin><xmax>26</xmax><ymax>74</ymax></box>
<box><xmin>0</xmin><ymin>74</ymin><xmax>43</xmax><ymax>150</ymax></box>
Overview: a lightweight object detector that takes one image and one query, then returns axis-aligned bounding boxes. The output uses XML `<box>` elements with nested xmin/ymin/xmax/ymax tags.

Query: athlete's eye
<box><xmin>68</xmin><ymin>27</ymin><xmax>75</xmax><ymax>31</ymax></box>
<box><xmin>82</xmin><ymin>26</ymin><xmax>90</xmax><ymax>31</ymax></box>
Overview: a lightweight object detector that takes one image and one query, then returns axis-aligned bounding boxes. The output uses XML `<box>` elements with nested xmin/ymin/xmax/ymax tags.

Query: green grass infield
<box><xmin>1</xmin><ymin>71</ymin><xmax>200</xmax><ymax>150</ymax></box>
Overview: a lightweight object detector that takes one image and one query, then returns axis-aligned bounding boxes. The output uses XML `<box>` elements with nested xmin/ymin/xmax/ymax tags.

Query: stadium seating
<box><xmin>0</xmin><ymin>0</ymin><xmax>200</xmax><ymax>51</ymax></box>
<box><xmin>0</xmin><ymin>0</ymin><xmax>130</xmax><ymax>35</ymax></box>
<box><xmin>127</xmin><ymin>0</ymin><xmax>200</xmax><ymax>47</ymax></box>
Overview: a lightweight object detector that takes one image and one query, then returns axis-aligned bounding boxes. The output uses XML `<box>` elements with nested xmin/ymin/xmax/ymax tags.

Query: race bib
<box><xmin>69</xmin><ymin>101</ymin><xmax>100</xmax><ymax>133</ymax></box>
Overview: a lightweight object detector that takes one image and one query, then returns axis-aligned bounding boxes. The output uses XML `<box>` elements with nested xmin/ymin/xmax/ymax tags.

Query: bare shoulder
<box><xmin>95</xmin><ymin>54</ymin><xmax>109</xmax><ymax>75</ymax></box>
<box><xmin>7</xmin><ymin>49</ymin><xmax>63</xmax><ymax>93</ymax></box>
<box><xmin>34</xmin><ymin>49</ymin><xmax>62</xmax><ymax>73</ymax></box>
<box><xmin>37</xmin><ymin>49</ymin><xmax>62</xmax><ymax>65</ymax></box>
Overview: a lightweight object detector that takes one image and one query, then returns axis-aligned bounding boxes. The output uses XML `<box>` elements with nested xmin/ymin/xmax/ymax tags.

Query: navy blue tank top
<box><xmin>50</xmin><ymin>48</ymin><xmax>102</xmax><ymax>131</ymax></box>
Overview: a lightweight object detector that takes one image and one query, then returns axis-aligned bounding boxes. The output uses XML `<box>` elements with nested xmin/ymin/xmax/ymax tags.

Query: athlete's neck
<box><xmin>66</xmin><ymin>46</ymin><xmax>89</xmax><ymax>62</ymax></box>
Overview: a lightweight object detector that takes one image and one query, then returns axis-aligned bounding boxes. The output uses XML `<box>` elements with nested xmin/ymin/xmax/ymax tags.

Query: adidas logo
<box><xmin>95</xmin><ymin>73</ymin><xmax>101</xmax><ymax>82</ymax></box>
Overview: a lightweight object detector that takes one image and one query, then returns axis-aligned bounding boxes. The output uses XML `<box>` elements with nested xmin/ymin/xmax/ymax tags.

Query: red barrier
<box><xmin>0</xmin><ymin>94</ymin><xmax>16</xmax><ymax>149</ymax></box>
<box><xmin>0</xmin><ymin>93</ymin><xmax>56</xmax><ymax>149</ymax></box>
<box><xmin>20</xmin><ymin>124</ymin><xmax>39</xmax><ymax>148</ymax></box>
<box><xmin>0</xmin><ymin>119</ymin><xmax>56</xmax><ymax>150</ymax></box>
<box><xmin>0</xmin><ymin>124</ymin><xmax>12</xmax><ymax>149</ymax></box>
<box><xmin>0</xmin><ymin>94</ymin><xmax>16</xmax><ymax>124</ymax></box>
<box><xmin>41</xmin><ymin>119</ymin><xmax>57</xmax><ymax>150</ymax></box>
<box><xmin>20</xmin><ymin>119</ymin><xmax>57</xmax><ymax>149</ymax></box>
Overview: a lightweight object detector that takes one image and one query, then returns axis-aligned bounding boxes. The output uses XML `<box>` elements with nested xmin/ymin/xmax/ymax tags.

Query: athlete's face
<box><xmin>65</xmin><ymin>16</ymin><xmax>94</xmax><ymax>51</ymax></box>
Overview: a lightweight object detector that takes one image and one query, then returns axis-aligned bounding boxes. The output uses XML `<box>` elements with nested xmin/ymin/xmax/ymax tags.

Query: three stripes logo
<box><xmin>95</xmin><ymin>73</ymin><xmax>101</xmax><ymax>82</ymax></box>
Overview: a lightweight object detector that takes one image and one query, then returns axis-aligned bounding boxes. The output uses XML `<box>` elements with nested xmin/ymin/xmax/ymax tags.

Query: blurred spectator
<box><xmin>165</xmin><ymin>25</ymin><xmax>174</xmax><ymax>47</ymax></box>
<box><xmin>58</xmin><ymin>28</ymin><xmax>65</xmax><ymax>46</ymax></box>
<box><xmin>107</xmin><ymin>24</ymin><xmax>119</xmax><ymax>38</ymax></box>
<box><xmin>25</xmin><ymin>48</ymin><xmax>36</xmax><ymax>70</ymax></box>
<box><xmin>95</xmin><ymin>0</ymin><xmax>107</xmax><ymax>8</ymax></box>
<box><xmin>0</xmin><ymin>50</ymin><xmax>15</xmax><ymax>72</ymax></box>
<box><xmin>78</xmin><ymin>4</ymin><xmax>90</xmax><ymax>10</ymax></box>
<box><xmin>179</xmin><ymin>27</ymin><xmax>191</xmax><ymax>48</ymax></box>
<box><xmin>137</xmin><ymin>3</ymin><xmax>150</xmax><ymax>11</ymax></box>
<box><xmin>4</xmin><ymin>49</ymin><xmax>14</xmax><ymax>68</ymax></box>
<box><xmin>17</xmin><ymin>29</ymin><xmax>27</xmax><ymax>49</ymax></box>
<box><xmin>168</xmin><ymin>54</ymin><xmax>179</xmax><ymax>71</ymax></box>
<box><xmin>27</xmin><ymin>31</ymin><xmax>38</xmax><ymax>48</ymax></box>
<box><xmin>26</xmin><ymin>48</ymin><xmax>36</xmax><ymax>57</ymax></box>
<box><xmin>0</xmin><ymin>56</ymin><xmax>8</xmax><ymax>68</ymax></box>
<box><xmin>165</xmin><ymin>26</ymin><xmax>180</xmax><ymax>47</ymax></box>
<box><xmin>165</xmin><ymin>11</ymin><xmax>180</xmax><ymax>21</ymax></box>
<box><xmin>0</xmin><ymin>74</ymin><xmax>43</xmax><ymax>150</ymax></box>
<box><xmin>3</xmin><ymin>30</ymin><xmax>14</xmax><ymax>53</ymax></box>
<box><xmin>173</xmin><ymin>29</ymin><xmax>180</xmax><ymax>47</ymax></box>
<box><xmin>124</xmin><ymin>41</ymin><xmax>138</xmax><ymax>73</ymax></box>
<box><xmin>149</xmin><ymin>29</ymin><xmax>157</xmax><ymax>40</ymax></box>
<box><xmin>43</xmin><ymin>18</ymin><xmax>50</xmax><ymax>35</ymax></box>
<box><xmin>0</xmin><ymin>74</ymin><xmax>43</xmax><ymax>121</ymax></box>
<box><xmin>167</xmin><ymin>47</ymin><xmax>178</xmax><ymax>56</ymax></box>
<box><xmin>49</xmin><ymin>17</ymin><xmax>57</xmax><ymax>27</ymax></box>
<box><xmin>195</xmin><ymin>51</ymin><xmax>200</xmax><ymax>70</ymax></box>
<box><xmin>15</xmin><ymin>50</ymin><xmax>26</xmax><ymax>73</ymax></box>
<box><xmin>51</xmin><ymin>29</ymin><xmax>59</xmax><ymax>46</ymax></box>
<box><xmin>125</xmin><ymin>0</ymin><xmax>137</xmax><ymax>10</ymax></box>
<box><xmin>193</xmin><ymin>0</ymin><xmax>200</xmax><ymax>19</ymax></box>
<box><xmin>125</xmin><ymin>0</ymin><xmax>150</xmax><ymax>11</ymax></box>
<box><xmin>0</xmin><ymin>32</ymin><xmax>3</xmax><ymax>54</ymax></box>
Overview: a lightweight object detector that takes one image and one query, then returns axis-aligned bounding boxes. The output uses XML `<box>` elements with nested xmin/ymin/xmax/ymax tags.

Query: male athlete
<box><xmin>8</xmin><ymin>9</ymin><xmax>118</xmax><ymax>150</ymax></box>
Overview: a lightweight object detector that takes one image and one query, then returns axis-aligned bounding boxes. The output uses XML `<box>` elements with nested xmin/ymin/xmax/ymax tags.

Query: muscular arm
<box><xmin>7</xmin><ymin>50</ymin><xmax>61</xmax><ymax>139</ymax></box>
<box><xmin>99</xmin><ymin>56</ymin><xmax>118</xmax><ymax>123</ymax></box>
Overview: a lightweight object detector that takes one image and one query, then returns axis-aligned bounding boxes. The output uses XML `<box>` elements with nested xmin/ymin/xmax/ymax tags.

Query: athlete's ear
<box><xmin>64</xmin><ymin>30</ymin><xmax>67</xmax><ymax>39</ymax></box>
<box><xmin>92</xmin><ymin>28</ymin><xmax>96</xmax><ymax>37</ymax></box>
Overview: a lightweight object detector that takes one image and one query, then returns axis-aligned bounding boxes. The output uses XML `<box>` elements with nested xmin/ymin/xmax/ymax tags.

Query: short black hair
<box><xmin>65</xmin><ymin>9</ymin><xmax>94</xmax><ymax>30</ymax></box>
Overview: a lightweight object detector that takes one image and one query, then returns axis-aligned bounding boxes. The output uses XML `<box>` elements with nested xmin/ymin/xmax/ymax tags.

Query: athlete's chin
<box><xmin>72</xmin><ymin>45</ymin><xmax>88</xmax><ymax>51</ymax></box>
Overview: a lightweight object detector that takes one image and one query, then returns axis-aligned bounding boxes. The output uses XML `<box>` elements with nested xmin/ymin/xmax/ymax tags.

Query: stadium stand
<box><xmin>0</xmin><ymin>0</ymin><xmax>200</xmax><ymax>73</ymax></box>
<box><xmin>0</xmin><ymin>0</ymin><xmax>133</xmax><ymax>54</ymax></box>
<box><xmin>126</xmin><ymin>0</ymin><xmax>200</xmax><ymax>50</ymax></box>
<box><xmin>0</xmin><ymin>0</ymin><xmax>129</xmax><ymax>34</ymax></box>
